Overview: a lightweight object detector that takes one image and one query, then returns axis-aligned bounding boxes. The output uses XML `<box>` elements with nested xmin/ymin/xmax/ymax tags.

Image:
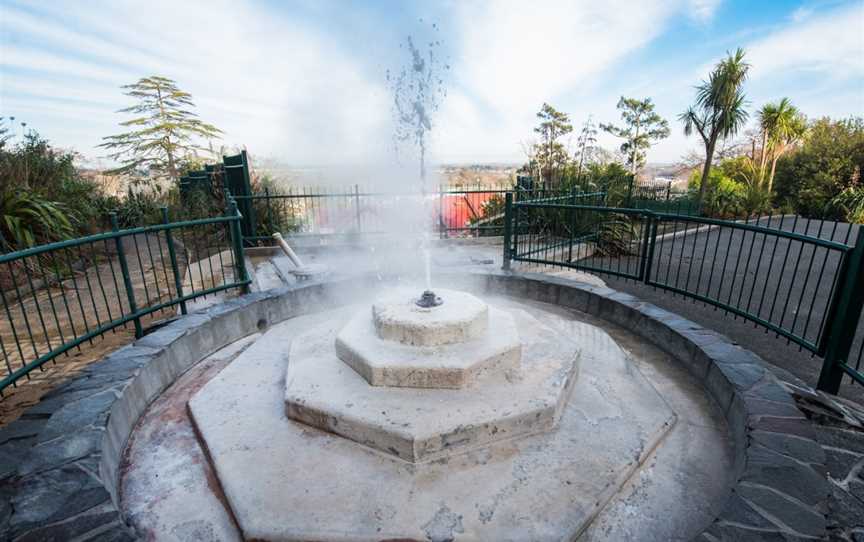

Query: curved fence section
<box><xmin>502</xmin><ymin>196</ymin><xmax>864</xmax><ymax>394</ymax></box>
<box><xmin>0</xmin><ymin>204</ymin><xmax>250</xmax><ymax>393</ymax></box>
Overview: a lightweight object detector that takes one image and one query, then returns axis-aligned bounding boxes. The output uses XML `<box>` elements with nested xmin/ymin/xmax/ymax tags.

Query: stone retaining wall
<box><xmin>0</xmin><ymin>271</ymin><xmax>828</xmax><ymax>540</ymax></box>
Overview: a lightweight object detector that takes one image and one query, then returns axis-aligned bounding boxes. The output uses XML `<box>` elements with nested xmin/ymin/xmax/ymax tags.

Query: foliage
<box><xmin>0</xmin><ymin>191</ymin><xmax>74</xmax><ymax>250</ymax></box>
<box><xmin>252</xmin><ymin>174</ymin><xmax>303</xmax><ymax>237</ymax></box>
<box><xmin>531</xmin><ymin>103</ymin><xmax>573</xmax><ymax>188</ymax></box>
<box><xmin>831</xmin><ymin>185</ymin><xmax>864</xmax><ymax>224</ymax></box>
<box><xmin>756</xmin><ymin>98</ymin><xmax>807</xmax><ymax>192</ymax></box>
<box><xmin>573</xmin><ymin>116</ymin><xmax>598</xmax><ymax>183</ymax></box>
<box><xmin>593</xmin><ymin>214</ymin><xmax>637</xmax><ymax>257</ymax></box>
<box><xmin>773</xmin><ymin>117</ymin><xmax>864</xmax><ymax>219</ymax></box>
<box><xmin>466</xmin><ymin>194</ymin><xmax>506</xmax><ymax>236</ymax></box>
<box><xmin>0</xmin><ymin>131</ymin><xmax>94</xmax><ymax>249</ymax></box>
<box><xmin>581</xmin><ymin>162</ymin><xmax>633</xmax><ymax>206</ymax></box>
<box><xmin>688</xmin><ymin>166</ymin><xmax>747</xmax><ymax>218</ymax></box>
<box><xmin>99</xmin><ymin>76</ymin><xmax>222</xmax><ymax>182</ymax></box>
<box><xmin>680</xmin><ymin>48</ymin><xmax>750</xmax><ymax>211</ymax></box>
<box><xmin>600</xmin><ymin>97</ymin><xmax>670</xmax><ymax>175</ymax></box>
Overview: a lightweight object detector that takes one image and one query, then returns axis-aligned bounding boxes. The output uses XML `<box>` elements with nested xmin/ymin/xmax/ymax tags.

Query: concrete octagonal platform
<box><xmin>288</xmin><ymin>307</ymin><xmax>577</xmax><ymax>462</ymax></box>
<box><xmin>372</xmin><ymin>288</ymin><xmax>489</xmax><ymax>346</ymax></box>
<box><xmin>335</xmin><ymin>305</ymin><xmax>522</xmax><ymax>389</ymax></box>
<box><xmin>188</xmin><ymin>303</ymin><xmax>677</xmax><ymax>542</ymax></box>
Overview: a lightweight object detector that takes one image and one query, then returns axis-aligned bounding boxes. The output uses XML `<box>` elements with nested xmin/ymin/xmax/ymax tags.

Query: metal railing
<box><xmin>0</xmin><ymin>203</ymin><xmax>250</xmax><ymax>393</ymax></box>
<box><xmin>502</xmin><ymin>194</ymin><xmax>864</xmax><ymax>394</ymax></box>
<box><xmin>235</xmin><ymin>186</ymin><xmax>607</xmax><ymax>243</ymax></box>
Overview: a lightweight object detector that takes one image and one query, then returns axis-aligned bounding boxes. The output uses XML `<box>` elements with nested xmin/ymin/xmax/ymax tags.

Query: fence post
<box><xmin>817</xmin><ymin>229</ymin><xmax>864</xmax><ymax>394</ymax></box>
<box><xmin>439</xmin><ymin>188</ymin><xmax>446</xmax><ymax>239</ymax></box>
<box><xmin>354</xmin><ymin>184</ymin><xmax>362</xmax><ymax>233</ymax></box>
<box><xmin>640</xmin><ymin>214</ymin><xmax>658</xmax><ymax>283</ymax></box>
<box><xmin>229</xmin><ymin>200</ymin><xmax>250</xmax><ymax>294</ymax></box>
<box><xmin>110</xmin><ymin>213</ymin><xmax>143</xmax><ymax>338</ymax></box>
<box><xmin>502</xmin><ymin>193</ymin><xmax>513</xmax><ymax>271</ymax></box>
<box><xmin>161</xmin><ymin>207</ymin><xmax>187</xmax><ymax>315</ymax></box>
<box><xmin>568</xmin><ymin>188</ymin><xmax>577</xmax><ymax>263</ymax></box>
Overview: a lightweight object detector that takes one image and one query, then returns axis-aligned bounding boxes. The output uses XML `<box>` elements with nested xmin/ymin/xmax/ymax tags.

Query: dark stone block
<box><xmin>0</xmin><ymin>419</ymin><xmax>46</xmax><ymax>445</ymax></box>
<box><xmin>849</xmin><ymin>478</ymin><xmax>864</xmax><ymax>503</ymax></box>
<box><xmin>827</xmin><ymin>482</ymin><xmax>864</xmax><ymax>533</ymax></box>
<box><xmin>742</xmin><ymin>378</ymin><xmax>800</xmax><ymax>406</ymax></box>
<box><xmin>717</xmin><ymin>491</ymin><xmax>776</xmax><ymax>529</ymax></box>
<box><xmin>715</xmin><ymin>362</ymin><xmax>767</xmax><ymax>394</ymax></box>
<box><xmin>557</xmin><ymin>285</ymin><xmax>590</xmax><ymax>312</ymax></box>
<box><xmin>10</xmin><ymin>464</ymin><xmax>109</xmax><ymax>537</ymax></box>
<box><xmin>702</xmin><ymin>523</ymin><xmax>791</xmax><ymax>541</ymax></box>
<box><xmin>823</xmin><ymin>447</ymin><xmax>862</xmax><ymax>480</ymax></box>
<box><xmin>812</xmin><ymin>426</ymin><xmax>864</xmax><ymax>455</ymax></box>
<box><xmin>742</xmin><ymin>443</ymin><xmax>829</xmax><ymax>508</ymax></box>
<box><xmin>737</xmin><ymin>483</ymin><xmax>826</xmax><ymax>538</ymax></box>
<box><xmin>750</xmin><ymin>430</ymin><xmax>824</xmax><ymax>465</ymax></box>
<box><xmin>14</xmin><ymin>502</ymin><xmax>118</xmax><ymax>542</ymax></box>
<box><xmin>37</xmin><ymin>390</ymin><xmax>117</xmax><ymax>443</ymax></box>
<box><xmin>21</xmin><ymin>388</ymin><xmax>102</xmax><ymax>420</ymax></box>
<box><xmin>750</xmin><ymin>416</ymin><xmax>818</xmax><ymax>441</ymax></box>
<box><xmin>0</xmin><ymin>438</ymin><xmax>35</xmax><ymax>481</ymax></box>
<box><xmin>82</xmin><ymin>522</ymin><xmax>137</xmax><ymax>541</ymax></box>
<box><xmin>19</xmin><ymin>428</ymin><xmax>102</xmax><ymax>477</ymax></box>
<box><xmin>735</xmin><ymin>394</ymin><xmax>803</xmax><ymax>420</ymax></box>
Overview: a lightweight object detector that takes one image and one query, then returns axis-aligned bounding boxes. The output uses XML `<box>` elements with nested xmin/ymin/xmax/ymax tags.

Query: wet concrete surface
<box><xmin>120</xmin><ymin>293</ymin><xmax>732</xmax><ymax>541</ymax></box>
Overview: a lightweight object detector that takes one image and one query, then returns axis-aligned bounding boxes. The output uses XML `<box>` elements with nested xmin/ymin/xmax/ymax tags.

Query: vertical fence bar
<box><xmin>502</xmin><ymin>193</ymin><xmax>513</xmax><ymax>271</ymax></box>
<box><xmin>229</xmin><ymin>200</ymin><xmax>250</xmax><ymax>293</ymax></box>
<box><xmin>354</xmin><ymin>184</ymin><xmax>362</xmax><ymax>233</ymax></box>
<box><xmin>818</xmin><ymin>230</ymin><xmax>864</xmax><ymax>393</ymax></box>
<box><xmin>162</xmin><ymin>208</ymin><xmax>187</xmax><ymax>315</ymax></box>
<box><xmin>111</xmin><ymin>213</ymin><xmax>142</xmax><ymax>338</ymax></box>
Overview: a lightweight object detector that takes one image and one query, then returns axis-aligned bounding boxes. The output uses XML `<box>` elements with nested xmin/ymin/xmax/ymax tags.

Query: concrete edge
<box><xmin>0</xmin><ymin>270</ymin><xmax>828</xmax><ymax>541</ymax></box>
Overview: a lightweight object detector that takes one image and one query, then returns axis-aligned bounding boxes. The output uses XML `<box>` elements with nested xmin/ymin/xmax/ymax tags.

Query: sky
<box><xmin>1</xmin><ymin>0</ymin><xmax>862</xmax><ymax>169</ymax></box>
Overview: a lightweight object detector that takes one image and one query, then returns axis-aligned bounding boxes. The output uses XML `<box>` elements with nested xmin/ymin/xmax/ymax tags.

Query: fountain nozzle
<box><xmin>415</xmin><ymin>290</ymin><xmax>443</xmax><ymax>308</ymax></box>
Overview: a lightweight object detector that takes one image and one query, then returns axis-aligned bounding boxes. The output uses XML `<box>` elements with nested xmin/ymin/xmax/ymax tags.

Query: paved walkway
<box><xmin>604</xmin><ymin>217</ymin><xmax>862</xmax><ymax>404</ymax></box>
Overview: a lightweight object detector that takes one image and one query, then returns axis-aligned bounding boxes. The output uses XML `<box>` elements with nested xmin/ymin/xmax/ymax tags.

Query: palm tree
<box><xmin>758</xmin><ymin>98</ymin><xmax>807</xmax><ymax>192</ymax></box>
<box><xmin>679</xmin><ymin>48</ymin><xmax>750</xmax><ymax>213</ymax></box>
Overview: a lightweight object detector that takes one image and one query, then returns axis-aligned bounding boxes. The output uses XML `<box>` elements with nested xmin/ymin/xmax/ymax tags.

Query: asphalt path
<box><xmin>599</xmin><ymin>216</ymin><xmax>864</xmax><ymax>403</ymax></box>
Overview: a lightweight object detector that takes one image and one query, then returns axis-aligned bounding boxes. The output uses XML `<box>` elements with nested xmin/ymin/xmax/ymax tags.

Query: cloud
<box><xmin>747</xmin><ymin>2</ymin><xmax>864</xmax><ymax>80</ymax></box>
<box><xmin>687</xmin><ymin>0</ymin><xmax>722</xmax><ymax>23</ymax></box>
<box><xmin>1</xmin><ymin>0</ymin><xmax>391</xmax><ymax>165</ymax></box>
<box><xmin>451</xmin><ymin>1</ymin><xmax>676</xmax><ymax>114</ymax></box>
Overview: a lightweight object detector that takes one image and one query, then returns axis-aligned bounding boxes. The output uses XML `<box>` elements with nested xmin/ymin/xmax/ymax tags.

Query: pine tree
<box><xmin>574</xmin><ymin>116</ymin><xmax>598</xmax><ymax>183</ymax></box>
<box><xmin>532</xmin><ymin>103</ymin><xmax>573</xmax><ymax>188</ymax></box>
<box><xmin>99</xmin><ymin>76</ymin><xmax>222</xmax><ymax>182</ymax></box>
<box><xmin>601</xmin><ymin>97</ymin><xmax>670</xmax><ymax>176</ymax></box>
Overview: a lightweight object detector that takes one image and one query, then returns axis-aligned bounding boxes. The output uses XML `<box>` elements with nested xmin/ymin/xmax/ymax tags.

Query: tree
<box><xmin>532</xmin><ymin>103</ymin><xmax>573</xmax><ymax>188</ymax></box>
<box><xmin>757</xmin><ymin>98</ymin><xmax>807</xmax><ymax>192</ymax></box>
<box><xmin>680</xmin><ymin>48</ymin><xmax>750</xmax><ymax>212</ymax></box>
<box><xmin>774</xmin><ymin>117</ymin><xmax>864</xmax><ymax>219</ymax></box>
<box><xmin>100</xmin><ymin>76</ymin><xmax>222</xmax><ymax>182</ymax></box>
<box><xmin>574</xmin><ymin>116</ymin><xmax>598</xmax><ymax>183</ymax></box>
<box><xmin>600</xmin><ymin>97</ymin><xmax>670</xmax><ymax>177</ymax></box>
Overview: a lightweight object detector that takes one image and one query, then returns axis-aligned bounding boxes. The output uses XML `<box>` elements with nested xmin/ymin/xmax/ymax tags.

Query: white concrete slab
<box><xmin>288</xmin><ymin>307</ymin><xmax>576</xmax><ymax>462</ymax></box>
<box><xmin>372</xmin><ymin>288</ymin><xmax>488</xmax><ymax>346</ymax></box>
<box><xmin>188</xmin><ymin>302</ymin><xmax>677</xmax><ymax>542</ymax></box>
<box><xmin>335</xmin><ymin>306</ymin><xmax>522</xmax><ymax>389</ymax></box>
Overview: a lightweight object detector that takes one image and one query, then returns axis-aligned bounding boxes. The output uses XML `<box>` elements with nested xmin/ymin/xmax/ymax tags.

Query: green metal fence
<box><xmin>235</xmin><ymin>186</ymin><xmax>607</xmax><ymax>243</ymax></box>
<box><xmin>502</xmin><ymin>196</ymin><xmax>864</xmax><ymax>394</ymax></box>
<box><xmin>0</xmin><ymin>204</ymin><xmax>250</xmax><ymax>394</ymax></box>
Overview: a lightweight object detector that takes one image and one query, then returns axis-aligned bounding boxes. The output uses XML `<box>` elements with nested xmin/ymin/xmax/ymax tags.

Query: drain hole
<box><xmin>257</xmin><ymin>318</ymin><xmax>268</xmax><ymax>331</ymax></box>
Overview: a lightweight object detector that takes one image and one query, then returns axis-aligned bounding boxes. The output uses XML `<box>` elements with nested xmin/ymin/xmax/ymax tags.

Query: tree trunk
<box><xmin>759</xmin><ymin>129</ymin><xmax>769</xmax><ymax>186</ymax></box>
<box><xmin>768</xmin><ymin>149</ymin><xmax>781</xmax><ymax>193</ymax></box>
<box><xmin>698</xmin><ymin>138</ymin><xmax>717</xmax><ymax>215</ymax></box>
